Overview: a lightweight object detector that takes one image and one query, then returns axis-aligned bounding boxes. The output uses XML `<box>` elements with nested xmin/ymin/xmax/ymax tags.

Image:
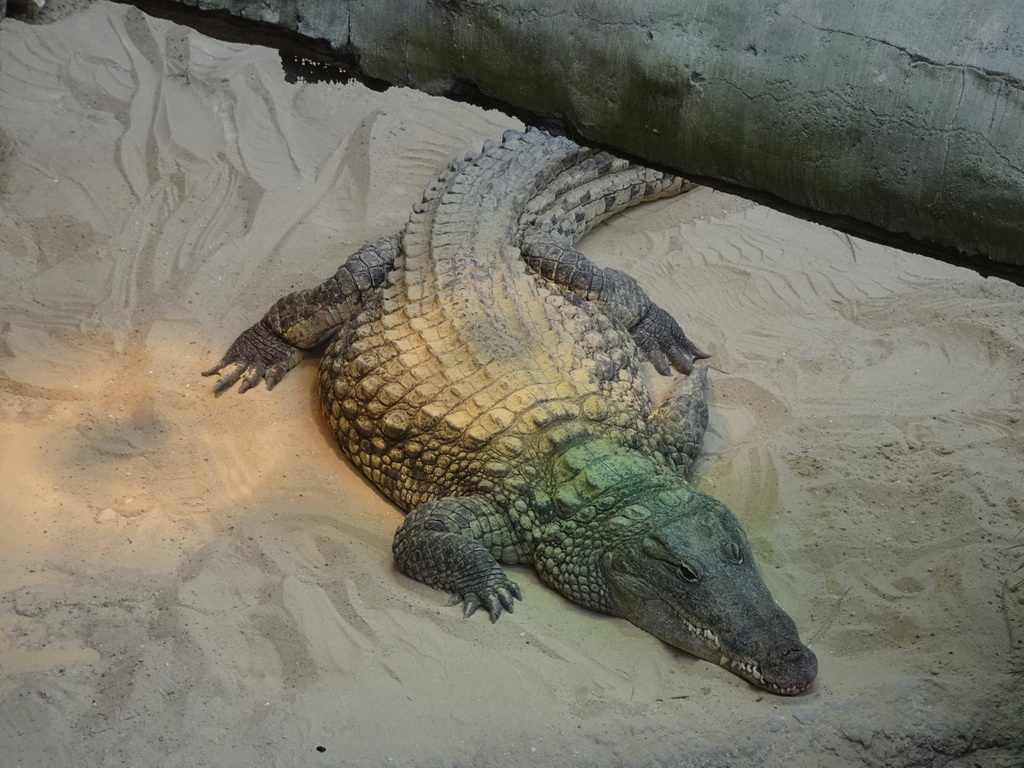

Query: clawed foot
<box><xmin>448</xmin><ymin>579</ymin><xmax>523</xmax><ymax>623</ymax></box>
<box><xmin>631</xmin><ymin>305</ymin><xmax>709</xmax><ymax>375</ymax></box>
<box><xmin>203</xmin><ymin>321</ymin><xmax>304</xmax><ymax>394</ymax></box>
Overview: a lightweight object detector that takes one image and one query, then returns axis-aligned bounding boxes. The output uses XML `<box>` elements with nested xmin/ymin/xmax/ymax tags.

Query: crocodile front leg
<box><xmin>392</xmin><ymin>496</ymin><xmax>526</xmax><ymax>622</ymax></box>
<box><xmin>204</xmin><ymin>234</ymin><xmax>401</xmax><ymax>394</ymax></box>
<box><xmin>649</xmin><ymin>366</ymin><xmax>710</xmax><ymax>477</ymax></box>
<box><xmin>521</xmin><ymin>235</ymin><xmax>708</xmax><ymax>374</ymax></box>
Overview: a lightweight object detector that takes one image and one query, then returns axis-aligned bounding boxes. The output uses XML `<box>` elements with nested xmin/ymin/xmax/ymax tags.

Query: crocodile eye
<box><xmin>729</xmin><ymin>542</ymin><xmax>744</xmax><ymax>564</ymax></box>
<box><xmin>642</xmin><ymin>536</ymin><xmax>700</xmax><ymax>582</ymax></box>
<box><xmin>675</xmin><ymin>562</ymin><xmax>699</xmax><ymax>583</ymax></box>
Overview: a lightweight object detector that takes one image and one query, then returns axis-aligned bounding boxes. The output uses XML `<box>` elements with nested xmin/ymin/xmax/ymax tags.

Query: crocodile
<box><xmin>204</xmin><ymin>128</ymin><xmax>818</xmax><ymax>695</ymax></box>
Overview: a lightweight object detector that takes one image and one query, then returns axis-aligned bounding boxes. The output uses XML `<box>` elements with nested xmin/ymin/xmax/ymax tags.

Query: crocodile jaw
<box><xmin>662</xmin><ymin>593</ymin><xmax>816</xmax><ymax>696</ymax></box>
<box><xmin>600</xmin><ymin>496</ymin><xmax>818</xmax><ymax>696</ymax></box>
<box><xmin>605</xmin><ymin>564</ymin><xmax>817</xmax><ymax>695</ymax></box>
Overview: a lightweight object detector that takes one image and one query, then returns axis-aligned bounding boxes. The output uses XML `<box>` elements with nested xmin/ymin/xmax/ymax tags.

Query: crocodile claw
<box><xmin>632</xmin><ymin>305</ymin><xmax>709</xmax><ymax>376</ymax></box>
<box><xmin>455</xmin><ymin>580</ymin><xmax>523</xmax><ymax>623</ymax></box>
<box><xmin>203</xmin><ymin>321</ymin><xmax>304</xmax><ymax>395</ymax></box>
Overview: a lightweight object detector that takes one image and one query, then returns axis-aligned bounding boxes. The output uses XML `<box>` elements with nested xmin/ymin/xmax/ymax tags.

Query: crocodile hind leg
<box><xmin>392</xmin><ymin>496</ymin><xmax>527</xmax><ymax>622</ymax></box>
<box><xmin>204</xmin><ymin>234</ymin><xmax>401</xmax><ymax>394</ymax></box>
<box><xmin>521</xmin><ymin>234</ymin><xmax>708</xmax><ymax>374</ymax></box>
<box><xmin>519</xmin><ymin>154</ymin><xmax>706</xmax><ymax>375</ymax></box>
<box><xmin>648</xmin><ymin>366</ymin><xmax>710</xmax><ymax>478</ymax></box>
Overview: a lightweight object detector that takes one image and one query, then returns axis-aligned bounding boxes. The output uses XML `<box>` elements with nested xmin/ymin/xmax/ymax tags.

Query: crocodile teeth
<box><xmin>717</xmin><ymin>655</ymin><xmax>768</xmax><ymax>687</ymax></box>
<box><xmin>675</xmin><ymin>611</ymin><xmax>723</xmax><ymax>651</ymax></box>
<box><xmin>715</xmin><ymin>655</ymin><xmax>811</xmax><ymax>695</ymax></box>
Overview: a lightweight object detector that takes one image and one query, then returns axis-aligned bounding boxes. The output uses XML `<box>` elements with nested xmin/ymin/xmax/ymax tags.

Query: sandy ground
<box><xmin>1</xmin><ymin>3</ymin><xmax>1023</xmax><ymax>766</ymax></box>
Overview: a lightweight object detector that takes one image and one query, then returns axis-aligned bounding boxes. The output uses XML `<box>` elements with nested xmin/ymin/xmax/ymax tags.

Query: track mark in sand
<box><xmin>704</xmin><ymin>443</ymin><xmax>782</xmax><ymax>522</ymax></box>
<box><xmin>175</xmin><ymin>548</ymin><xmax>282</xmax><ymax>683</ymax></box>
<box><xmin>818</xmin><ymin>310</ymin><xmax>1019</xmax><ymax>418</ymax></box>
<box><xmin>388</xmin><ymin>109</ymin><xmax>523</xmax><ymax>194</ymax></box>
<box><xmin>173</xmin><ymin>534</ymin><xmax>360</xmax><ymax>698</ymax></box>
<box><xmin>112</xmin><ymin>9</ymin><xmax>165</xmax><ymax>199</ymax></box>
<box><xmin>0</xmin><ymin>27</ymin><xmax>68</xmax><ymax>135</ymax></box>
<box><xmin>822</xmin><ymin>525</ymin><xmax>1008</xmax><ymax>659</ymax></box>
<box><xmin>198</xmin><ymin>424</ymin><xmax>261</xmax><ymax>498</ymax></box>
<box><xmin>308</xmin><ymin>111</ymin><xmax>378</xmax><ymax>234</ymax></box>
<box><xmin>0</xmin><ymin>322</ymin><xmax>121</xmax><ymax>398</ymax></box>
<box><xmin>174</xmin><ymin>519</ymin><xmax>394</xmax><ymax>690</ymax></box>
<box><xmin>287</xmin><ymin>575</ymin><xmax>384</xmax><ymax>666</ymax></box>
<box><xmin>0</xmin><ymin>689</ymin><xmax>73</xmax><ymax>768</ymax></box>
<box><xmin>104</xmin><ymin>163</ymin><xmax>246</xmax><ymax>324</ymax></box>
<box><xmin>257</xmin><ymin>517</ymin><xmax>387</xmax><ymax>646</ymax></box>
<box><xmin>234</xmin><ymin>72</ymin><xmax>302</xmax><ymax>188</ymax></box>
<box><xmin>0</xmin><ymin>612</ymin><xmax>101</xmax><ymax>673</ymax></box>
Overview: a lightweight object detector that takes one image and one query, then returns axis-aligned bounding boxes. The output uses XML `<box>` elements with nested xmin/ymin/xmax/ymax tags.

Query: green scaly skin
<box><xmin>205</xmin><ymin>129</ymin><xmax>817</xmax><ymax>695</ymax></box>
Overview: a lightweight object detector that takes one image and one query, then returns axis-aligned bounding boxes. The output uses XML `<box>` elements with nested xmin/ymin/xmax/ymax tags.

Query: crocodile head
<box><xmin>602</xmin><ymin>490</ymin><xmax>817</xmax><ymax>695</ymax></box>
